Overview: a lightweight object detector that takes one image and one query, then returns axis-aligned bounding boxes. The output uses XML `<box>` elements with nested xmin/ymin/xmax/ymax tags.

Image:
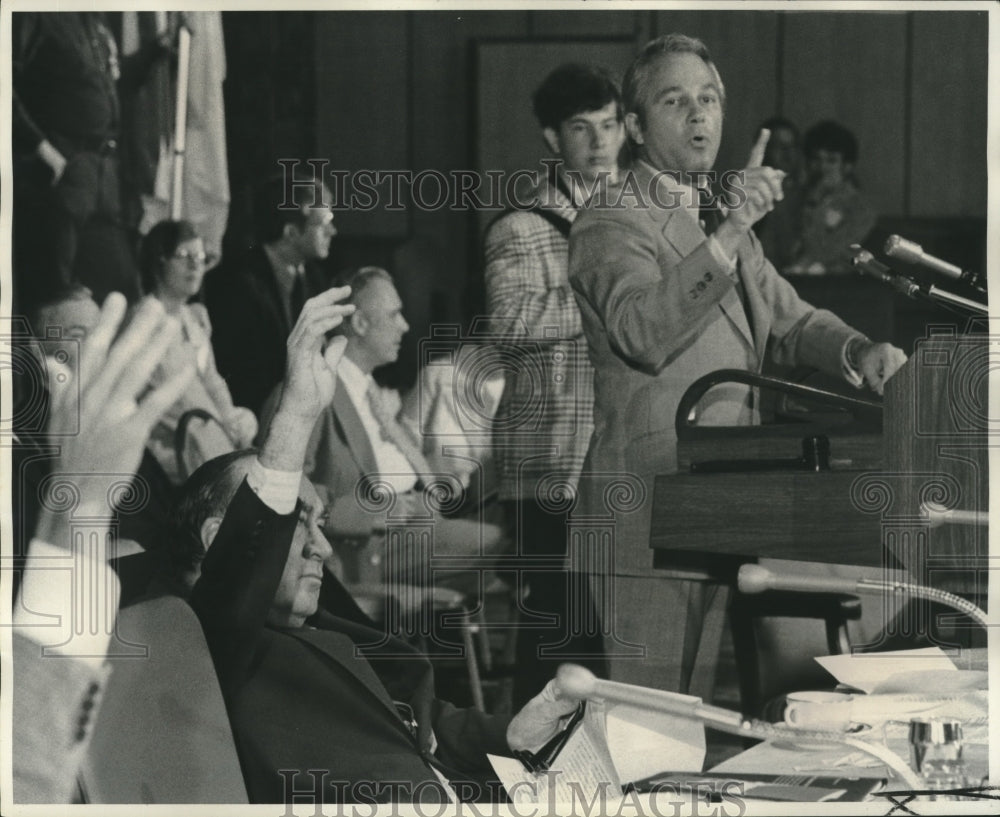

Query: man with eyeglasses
<box><xmin>204</xmin><ymin>172</ymin><xmax>338</xmax><ymax>417</ymax></box>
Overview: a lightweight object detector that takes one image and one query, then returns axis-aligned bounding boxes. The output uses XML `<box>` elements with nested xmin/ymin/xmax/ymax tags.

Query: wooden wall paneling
<box><xmin>314</xmin><ymin>12</ymin><xmax>409</xmax><ymax>238</ymax></box>
<box><xmin>783</xmin><ymin>12</ymin><xmax>908</xmax><ymax>217</ymax></box>
<box><xmin>529</xmin><ymin>10</ymin><xmax>638</xmax><ymax>38</ymax></box>
<box><xmin>410</xmin><ymin>11</ymin><xmax>529</xmax><ymax>325</ymax></box>
<box><xmin>909</xmin><ymin>11</ymin><xmax>988</xmax><ymax>217</ymax></box>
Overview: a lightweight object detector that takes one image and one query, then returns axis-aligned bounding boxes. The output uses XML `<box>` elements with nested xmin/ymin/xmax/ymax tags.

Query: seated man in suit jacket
<box><xmin>261</xmin><ymin>266</ymin><xmax>505</xmax><ymax>589</ymax></box>
<box><xmin>171</xmin><ymin>287</ymin><xmax>576</xmax><ymax>804</ymax></box>
<box><xmin>204</xmin><ymin>172</ymin><xmax>336</xmax><ymax>417</ymax></box>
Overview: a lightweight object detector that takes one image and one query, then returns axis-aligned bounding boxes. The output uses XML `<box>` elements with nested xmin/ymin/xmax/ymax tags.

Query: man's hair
<box><xmin>168</xmin><ymin>448</ymin><xmax>257</xmax><ymax>595</ymax></box>
<box><xmin>330</xmin><ymin>266</ymin><xmax>394</xmax><ymax>334</ymax></box>
<box><xmin>803</xmin><ymin>120</ymin><xmax>859</xmax><ymax>164</ymax></box>
<box><xmin>333</xmin><ymin>266</ymin><xmax>394</xmax><ymax>305</ymax></box>
<box><xmin>623</xmin><ymin>33</ymin><xmax>726</xmax><ymax>124</ymax></box>
<box><xmin>139</xmin><ymin>219</ymin><xmax>200</xmax><ymax>293</ymax></box>
<box><xmin>254</xmin><ymin>172</ymin><xmax>328</xmax><ymax>244</ymax></box>
<box><xmin>532</xmin><ymin>63</ymin><xmax>623</xmax><ymax>131</ymax></box>
<box><xmin>30</xmin><ymin>283</ymin><xmax>96</xmax><ymax>337</ymax></box>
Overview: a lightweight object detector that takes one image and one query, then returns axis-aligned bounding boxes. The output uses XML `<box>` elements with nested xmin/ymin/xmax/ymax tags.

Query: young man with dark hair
<box><xmin>484</xmin><ymin>63</ymin><xmax>625</xmax><ymax>708</ymax></box>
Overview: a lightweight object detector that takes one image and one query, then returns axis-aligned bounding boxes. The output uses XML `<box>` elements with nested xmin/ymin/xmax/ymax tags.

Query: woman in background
<box><xmin>140</xmin><ymin>220</ymin><xmax>257</xmax><ymax>483</ymax></box>
<box><xmin>786</xmin><ymin>120</ymin><xmax>876</xmax><ymax>276</ymax></box>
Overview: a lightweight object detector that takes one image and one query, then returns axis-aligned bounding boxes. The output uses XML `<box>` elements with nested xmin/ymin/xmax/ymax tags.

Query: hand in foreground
<box><xmin>35</xmin><ymin>293</ymin><xmax>196</xmax><ymax>543</ymax></box>
<box><xmin>507</xmin><ymin>676</ymin><xmax>581</xmax><ymax>752</ymax></box>
<box><xmin>716</xmin><ymin>128</ymin><xmax>786</xmax><ymax>249</ymax></box>
<box><xmin>854</xmin><ymin>340</ymin><xmax>908</xmax><ymax>396</ymax></box>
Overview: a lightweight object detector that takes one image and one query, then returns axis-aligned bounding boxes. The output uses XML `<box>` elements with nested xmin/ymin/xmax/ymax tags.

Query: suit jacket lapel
<box><xmin>717</xmin><ymin>281</ymin><xmax>756</xmax><ymax>350</ymax></box>
<box><xmin>332</xmin><ymin>383</ymin><xmax>379</xmax><ymax>476</ymax></box>
<box><xmin>285</xmin><ymin>621</ymin><xmax>403</xmax><ymax>724</ymax></box>
<box><xmin>735</xmin><ymin>245</ymin><xmax>769</xmax><ymax>357</ymax></box>
<box><xmin>643</xmin><ymin>176</ymin><xmax>756</xmax><ymax>352</ymax></box>
<box><xmin>251</xmin><ymin>246</ymin><xmax>292</xmax><ymax>337</ymax></box>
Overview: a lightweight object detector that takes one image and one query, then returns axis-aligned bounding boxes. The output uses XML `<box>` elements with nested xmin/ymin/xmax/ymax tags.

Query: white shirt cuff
<box><xmin>707</xmin><ymin>235</ymin><xmax>739</xmax><ymax>277</ymax></box>
<box><xmin>14</xmin><ymin>539</ymin><xmax>119</xmax><ymax>669</ymax></box>
<box><xmin>842</xmin><ymin>337</ymin><xmax>866</xmax><ymax>387</ymax></box>
<box><xmin>248</xmin><ymin>457</ymin><xmax>301</xmax><ymax>515</ymax></box>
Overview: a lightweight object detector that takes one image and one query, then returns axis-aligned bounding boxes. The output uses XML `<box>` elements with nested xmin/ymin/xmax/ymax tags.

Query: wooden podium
<box><xmin>650</xmin><ymin>332</ymin><xmax>989</xmax><ymax>597</ymax></box>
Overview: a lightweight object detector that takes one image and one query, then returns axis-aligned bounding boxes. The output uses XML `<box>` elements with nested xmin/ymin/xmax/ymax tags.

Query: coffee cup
<box><xmin>784</xmin><ymin>690</ymin><xmax>855</xmax><ymax>731</ymax></box>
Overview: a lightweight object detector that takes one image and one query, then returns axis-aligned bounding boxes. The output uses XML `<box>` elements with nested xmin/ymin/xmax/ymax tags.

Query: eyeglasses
<box><xmin>170</xmin><ymin>249</ymin><xmax>219</xmax><ymax>267</ymax></box>
<box><xmin>513</xmin><ymin>701</ymin><xmax>587</xmax><ymax>774</ymax></box>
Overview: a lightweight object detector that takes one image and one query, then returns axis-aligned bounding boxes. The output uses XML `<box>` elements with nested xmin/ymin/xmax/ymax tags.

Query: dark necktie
<box><xmin>698</xmin><ymin>188</ymin><xmax>723</xmax><ymax>236</ymax></box>
<box><xmin>289</xmin><ymin>268</ymin><xmax>306</xmax><ymax>324</ymax></box>
<box><xmin>699</xmin><ymin>189</ymin><xmax>753</xmax><ymax>334</ymax></box>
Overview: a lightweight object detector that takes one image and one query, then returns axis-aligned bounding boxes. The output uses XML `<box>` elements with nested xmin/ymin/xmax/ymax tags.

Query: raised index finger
<box><xmin>747</xmin><ymin>128</ymin><xmax>770</xmax><ymax>169</ymax></box>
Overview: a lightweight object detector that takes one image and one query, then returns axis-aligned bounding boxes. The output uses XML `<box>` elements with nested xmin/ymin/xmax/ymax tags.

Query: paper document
<box><xmin>489</xmin><ymin>697</ymin><xmax>706</xmax><ymax>807</ymax></box>
<box><xmin>488</xmin><ymin>701</ymin><xmax>622</xmax><ymax>807</ymax></box>
<box><xmin>814</xmin><ymin>646</ymin><xmax>957</xmax><ymax>693</ymax></box>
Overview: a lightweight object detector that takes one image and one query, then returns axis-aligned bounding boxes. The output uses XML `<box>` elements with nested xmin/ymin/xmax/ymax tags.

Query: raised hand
<box><xmin>261</xmin><ymin>286</ymin><xmax>355</xmax><ymax>473</ymax></box>
<box><xmin>35</xmin><ymin>293</ymin><xmax>196</xmax><ymax>543</ymax></box>
<box><xmin>717</xmin><ymin>128</ymin><xmax>786</xmax><ymax>247</ymax></box>
<box><xmin>280</xmin><ymin>286</ymin><xmax>355</xmax><ymax>420</ymax></box>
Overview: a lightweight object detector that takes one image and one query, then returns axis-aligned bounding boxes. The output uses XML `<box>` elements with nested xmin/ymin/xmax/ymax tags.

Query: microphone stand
<box><xmin>850</xmin><ymin>247</ymin><xmax>987</xmax><ymax>317</ymax></box>
<box><xmin>924</xmin><ymin>285</ymin><xmax>988</xmax><ymax>316</ymax></box>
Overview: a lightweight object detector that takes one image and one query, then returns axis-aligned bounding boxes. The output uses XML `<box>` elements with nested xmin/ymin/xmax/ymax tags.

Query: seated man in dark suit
<box><xmin>204</xmin><ymin>171</ymin><xmax>336</xmax><ymax>416</ymax></box>
<box><xmin>170</xmin><ymin>286</ymin><xmax>576</xmax><ymax>804</ymax></box>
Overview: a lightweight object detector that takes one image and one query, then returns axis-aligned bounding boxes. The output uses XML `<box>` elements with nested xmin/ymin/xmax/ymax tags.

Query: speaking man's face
<box><xmin>627</xmin><ymin>52</ymin><xmax>723</xmax><ymax>175</ymax></box>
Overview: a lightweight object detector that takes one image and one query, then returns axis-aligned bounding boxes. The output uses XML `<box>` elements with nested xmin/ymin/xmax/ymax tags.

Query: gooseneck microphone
<box><xmin>553</xmin><ymin>664</ymin><xmax>923</xmax><ymax>788</ymax></box>
<box><xmin>737</xmin><ymin>563</ymin><xmax>988</xmax><ymax>628</ymax></box>
<box><xmin>850</xmin><ymin>245</ymin><xmax>987</xmax><ymax>316</ymax></box>
<box><xmin>884</xmin><ymin>235</ymin><xmax>985</xmax><ymax>294</ymax></box>
<box><xmin>850</xmin><ymin>246</ymin><xmax>921</xmax><ymax>298</ymax></box>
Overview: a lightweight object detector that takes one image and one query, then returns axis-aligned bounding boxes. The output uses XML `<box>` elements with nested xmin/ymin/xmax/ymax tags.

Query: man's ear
<box><xmin>542</xmin><ymin>127</ymin><xmax>561</xmax><ymax>156</ymax></box>
<box><xmin>351</xmin><ymin>308</ymin><xmax>369</xmax><ymax>337</ymax></box>
<box><xmin>625</xmin><ymin>112</ymin><xmax>644</xmax><ymax>146</ymax></box>
<box><xmin>281</xmin><ymin>221</ymin><xmax>300</xmax><ymax>242</ymax></box>
<box><xmin>200</xmin><ymin>516</ymin><xmax>223</xmax><ymax>549</ymax></box>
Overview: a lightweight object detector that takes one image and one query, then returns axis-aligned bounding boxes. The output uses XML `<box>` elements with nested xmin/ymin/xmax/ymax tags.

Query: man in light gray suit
<box><xmin>568</xmin><ymin>34</ymin><xmax>906</xmax><ymax>698</ymax></box>
<box><xmin>295</xmin><ymin>267</ymin><xmax>504</xmax><ymax>589</ymax></box>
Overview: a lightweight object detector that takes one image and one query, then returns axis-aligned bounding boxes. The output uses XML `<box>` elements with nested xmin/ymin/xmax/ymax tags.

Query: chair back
<box><xmin>78</xmin><ymin>595</ymin><xmax>248</xmax><ymax>803</ymax></box>
<box><xmin>175</xmin><ymin>408</ymin><xmax>237</xmax><ymax>483</ymax></box>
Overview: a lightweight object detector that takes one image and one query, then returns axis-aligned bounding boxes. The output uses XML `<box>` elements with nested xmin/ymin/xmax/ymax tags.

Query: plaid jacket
<box><xmin>484</xmin><ymin>176</ymin><xmax>594</xmax><ymax>501</ymax></box>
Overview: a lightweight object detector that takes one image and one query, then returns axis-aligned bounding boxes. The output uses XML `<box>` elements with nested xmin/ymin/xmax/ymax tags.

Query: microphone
<box><xmin>737</xmin><ymin>564</ymin><xmax>988</xmax><ymax>628</ymax></box>
<box><xmin>738</xmin><ymin>563</ymin><xmax>858</xmax><ymax>595</ymax></box>
<box><xmin>554</xmin><ymin>663</ymin><xmax>924</xmax><ymax>788</ymax></box>
<box><xmin>884</xmin><ymin>235</ymin><xmax>984</xmax><ymax>292</ymax></box>
<box><xmin>849</xmin><ymin>245</ymin><xmax>921</xmax><ymax>298</ymax></box>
